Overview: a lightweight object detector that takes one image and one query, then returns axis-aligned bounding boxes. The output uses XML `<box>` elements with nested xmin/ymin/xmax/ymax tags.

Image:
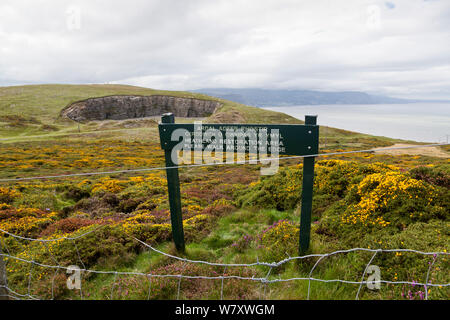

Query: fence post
<box><xmin>161</xmin><ymin>113</ymin><xmax>186</xmax><ymax>253</ymax></box>
<box><xmin>299</xmin><ymin>115</ymin><xmax>317</xmax><ymax>255</ymax></box>
<box><xmin>0</xmin><ymin>238</ymin><xmax>8</xmax><ymax>300</ymax></box>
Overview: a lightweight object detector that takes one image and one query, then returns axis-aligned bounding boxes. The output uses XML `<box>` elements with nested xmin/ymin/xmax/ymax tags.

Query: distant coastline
<box><xmin>263</xmin><ymin>103</ymin><xmax>450</xmax><ymax>143</ymax></box>
<box><xmin>191</xmin><ymin>88</ymin><xmax>450</xmax><ymax>108</ymax></box>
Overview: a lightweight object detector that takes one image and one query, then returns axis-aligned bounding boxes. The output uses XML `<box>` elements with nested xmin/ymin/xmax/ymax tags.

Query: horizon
<box><xmin>2</xmin><ymin>83</ymin><xmax>450</xmax><ymax>102</ymax></box>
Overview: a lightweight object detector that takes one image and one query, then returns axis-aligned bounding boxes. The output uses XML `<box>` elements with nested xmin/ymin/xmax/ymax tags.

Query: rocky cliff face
<box><xmin>60</xmin><ymin>95</ymin><xmax>222</xmax><ymax>122</ymax></box>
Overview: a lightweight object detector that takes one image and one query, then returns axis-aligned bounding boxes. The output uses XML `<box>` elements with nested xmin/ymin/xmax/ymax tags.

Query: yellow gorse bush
<box><xmin>123</xmin><ymin>210</ymin><xmax>156</xmax><ymax>226</ymax></box>
<box><xmin>212</xmin><ymin>198</ymin><xmax>234</xmax><ymax>207</ymax></box>
<box><xmin>341</xmin><ymin>170</ymin><xmax>436</xmax><ymax>227</ymax></box>
<box><xmin>0</xmin><ymin>208</ymin><xmax>58</xmax><ymax>236</ymax></box>
<box><xmin>129</xmin><ymin>176</ymin><xmax>145</xmax><ymax>183</ymax></box>
<box><xmin>257</xmin><ymin>220</ymin><xmax>300</xmax><ymax>262</ymax></box>
<box><xmin>261</xmin><ymin>220</ymin><xmax>299</xmax><ymax>246</ymax></box>
<box><xmin>144</xmin><ymin>173</ymin><xmax>167</xmax><ymax>187</ymax></box>
<box><xmin>183</xmin><ymin>214</ymin><xmax>209</xmax><ymax>226</ymax></box>
<box><xmin>314</xmin><ymin>160</ymin><xmax>399</xmax><ymax>195</ymax></box>
<box><xmin>0</xmin><ymin>141</ymin><xmax>165</xmax><ymax>176</ymax></box>
<box><xmin>0</xmin><ymin>187</ymin><xmax>20</xmax><ymax>203</ymax></box>
<box><xmin>91</xmin><ymin>178</ymin><xmax>125</xmax><ymax>194</ymax></box>
<box><xmin>0</xmin><ymin>203</ymin><xmax>11</xmax><ymax>210</ymax></box>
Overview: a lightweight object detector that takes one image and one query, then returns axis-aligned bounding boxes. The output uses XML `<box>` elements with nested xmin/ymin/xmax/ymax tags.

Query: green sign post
<box><xmin>159</xmin><ymin>113</ymin><xmax>319</xmax><ymax>255</ymax></box>
<box><xmin>299</xmin><ymin>115</ymin><xmax>317</xmax><ymax>255</ymax></box>
<box><xmin>161</xmin><ymin>113</ymin><xmax>185</xmax><ymax>252</ymax></box>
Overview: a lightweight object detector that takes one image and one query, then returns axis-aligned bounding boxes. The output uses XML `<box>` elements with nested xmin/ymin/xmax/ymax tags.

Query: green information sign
<box><xmin>159</xmin><ymin>113</ymin><xmax>319</xmax><ymax>255</ymax></box>
<box><xmin>159</xmin><ymin>123</ymin><xmax>319</xmax><ymax>156</ymax></box>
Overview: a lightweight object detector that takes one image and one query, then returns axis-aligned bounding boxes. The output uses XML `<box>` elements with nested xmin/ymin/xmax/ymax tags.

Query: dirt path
<box><xmin>373</xmin><ymin>144</ymin><xmax>449</xmax><ymax>158</ymax></box>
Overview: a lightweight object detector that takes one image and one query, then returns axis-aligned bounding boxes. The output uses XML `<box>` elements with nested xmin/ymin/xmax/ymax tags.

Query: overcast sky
<box><xmin>0</xmin><ymin>0</ymin><xmax>449</xmax><ymax>99</ymax></box>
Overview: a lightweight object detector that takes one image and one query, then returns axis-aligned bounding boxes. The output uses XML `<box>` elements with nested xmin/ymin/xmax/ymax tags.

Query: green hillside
<box><xmin>0</xmin><ymin>84</ymin><xmax>302</xmax><ymax>139</ymax></box>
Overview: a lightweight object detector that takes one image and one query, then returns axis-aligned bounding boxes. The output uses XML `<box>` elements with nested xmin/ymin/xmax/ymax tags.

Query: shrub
<box><xmin>91</xmin><ymin>178</ymin><xmax>125</xmax><ymax>194</ymax></box>
<box><xmin>361</xmin><ymin>220</ymin><xmax>449</xmax><ymax>298</ymax></box>
<box><xmin>120</xmin><ymin>222</ymin><xmax>172</xmax><ymax>244</ymax></box>
<box><xmin>235</xmin><ymin>166</ymin><xmax>303</xmax><ymax>211</ymax></box>
<box><xmin>117</xmin><ymin>197</ymin><xmax>144</xmax><ymax>213</ymax></box>
<box><xmin>258</xmin><ymin>220</ymin><xmax>299</xmax><ymax>263</ymax></box>
<box><xmin>0</xmin><ymin>207</ymin><xmax>58</xmax><ymax>237</ymax></box>
<box><xmin>231</xmin><ymin>234</ymin><xmax>253</xmax><ymax>253</ymax></box>
<box><xmin>201</xmin><ymin>199</ymin><xmax>236</xmax><ymax>217</ymax></box>
<box><xmin>73</xmin><ymin>193</ymin><xmax>119</xmax><ymax>217</ymax></box>
<box><xmin>104</xmin><ymin>262</ymin><xmax>259</xmax><ymax>300</ymax></box>
<box><xmin>337</xmin><ymin>171</ymin><xmax>446</xmax><ymax>231</ymax></box>
<box><xmin>39</xmin><ymin>217</ymin><xmax>99</xmax><ymax>237</ymax></box>
<box><xmin>235</xmin><ymin>160</ymin><xmax>399</xmax><ymax>212</ymax></box>
<box><xmin>63</xmin><ymin>185</ymin><xmax>90</xmax><ymax>202</ymax></box>
<box><xmin>0</xmin><ymin>187</ymin><xmax>20</xmax><ymax>204</ymax></box>
<box><xmin>409</xmin><ymin>166</ymin><xmax>450</xmax><ymax>188</ymax></box>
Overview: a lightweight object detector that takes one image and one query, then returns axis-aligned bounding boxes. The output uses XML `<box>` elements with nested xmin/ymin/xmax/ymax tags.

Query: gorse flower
<box><xmin>341</xmin><ymin>170</ymin><xmax>438</xmax><ymax>227</ymax></box>
<box><xmin>91</xmin><ymin>178</ymin><xmax>125</xmax><ymax>194</ymax></box>
<box><xmin>0</xmin><ymin>187</ymin><xmax>20</xmax><ymax>204</ymax></box>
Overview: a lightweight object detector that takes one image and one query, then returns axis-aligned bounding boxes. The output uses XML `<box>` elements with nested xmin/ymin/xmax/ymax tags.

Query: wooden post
<box><xmin>0</xmin><ymin>239</ymin><xmax>8</xmax><ymax>300</ymax></box>
<box><xmin>299</xmin><ymin>115</ymin><xmax>317</xmax><ymax>255</ymax></box>
<box><xmin>161</xmin><ymin>113</ymin><xmax>185</xmax><ymax>253</ymax></box>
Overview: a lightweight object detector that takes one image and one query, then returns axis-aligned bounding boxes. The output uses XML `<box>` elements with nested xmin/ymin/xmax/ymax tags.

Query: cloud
<box><xmin>0</xmin><ymin>0</ymin><xmax>449</xmax><ymax>99</ymax></box>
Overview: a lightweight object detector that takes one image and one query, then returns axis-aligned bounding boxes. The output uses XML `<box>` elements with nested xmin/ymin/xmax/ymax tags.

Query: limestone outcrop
<box><xmin>60</xmin><ymin>95</ymin><xmax>222</xmax><ymax>122</ymax></box>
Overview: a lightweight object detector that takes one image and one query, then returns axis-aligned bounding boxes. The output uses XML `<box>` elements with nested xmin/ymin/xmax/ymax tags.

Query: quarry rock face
<box><xmin>61</xmin><ymin>95</ymin><xmax>222</xmax><ymax>122</ymax></box>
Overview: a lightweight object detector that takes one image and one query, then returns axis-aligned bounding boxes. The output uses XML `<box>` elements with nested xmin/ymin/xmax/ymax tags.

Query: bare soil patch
<box><xmin>373</xmin><ymin>143</ymin><xmax>449</xmax><ymax>158</ymax></box>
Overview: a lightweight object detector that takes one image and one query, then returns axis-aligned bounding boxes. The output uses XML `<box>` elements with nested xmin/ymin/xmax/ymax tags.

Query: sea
<box><xmin>262</xmin><ymin>103</ymin><xmax>450</xmax><ymax>143</ymax></box>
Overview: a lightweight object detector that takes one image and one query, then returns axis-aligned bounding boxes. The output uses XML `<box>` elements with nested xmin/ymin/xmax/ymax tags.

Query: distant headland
<box><xmin>191</xmin><ymin>88</ymin><xmax>450</xmax><ymax>107</ymax></box>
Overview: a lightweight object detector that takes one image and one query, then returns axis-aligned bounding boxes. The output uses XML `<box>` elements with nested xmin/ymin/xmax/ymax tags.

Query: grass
<box><xmin>62</xmin><ymin>206</ymin><xmax>446</xmax><ymax>300</ymax></box>
<box><xmin>0</xmin><ymin>84</ymin><xmax>212</xmax><ymax>121</ymax></box>
<box><xmin>0</xmin><ymin>84</ymin><xmax>304</xmax><ymax>139</ymax></box>
<box><xmin>0</xmin><ymin>84</ymin><xmax>448</xmax><ymax>300</ymax></box>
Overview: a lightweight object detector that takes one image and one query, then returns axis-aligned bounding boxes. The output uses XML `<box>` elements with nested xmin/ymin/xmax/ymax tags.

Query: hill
<box><xmin>0</xmin><ymin>84</ymin><xmax>301</xmax><ymax>140</ymax></box>
<box><xmin>191</xmin><ymin>88</ymin><xmax>412</xmax><ymax>107</ymax></box>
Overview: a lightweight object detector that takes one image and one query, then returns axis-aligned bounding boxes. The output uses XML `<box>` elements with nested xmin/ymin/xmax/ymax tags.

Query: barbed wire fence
<box><xmin>0</xmin><ymin>143</ymin><xmax>449</xmax><ymax>300</ymax></box>
<box><xmin>0</xmin><ymin>226</ymin><xmax>449</xmax><ymax>300</ymax></box>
